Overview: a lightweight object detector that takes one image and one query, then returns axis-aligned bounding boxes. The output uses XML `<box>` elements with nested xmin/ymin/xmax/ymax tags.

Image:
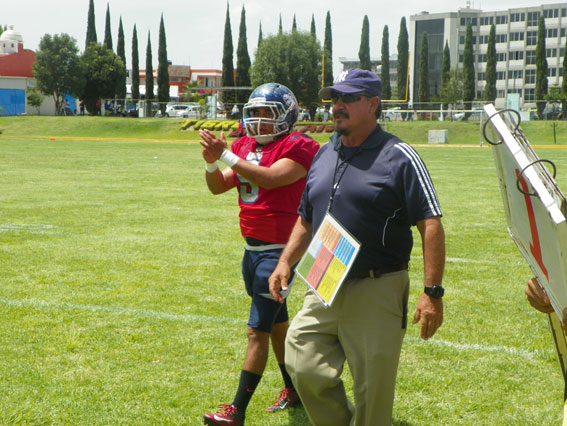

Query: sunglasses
<box><xmin>331</xmin><ymin>93</ymin><xmax>368</xmax><ymax>104</ymax></box>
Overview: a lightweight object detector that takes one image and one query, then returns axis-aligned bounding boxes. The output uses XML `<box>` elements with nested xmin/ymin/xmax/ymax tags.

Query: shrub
<box><xmin>192</xmin><ymin>120</ymin><xmax>207</xmax><ymax>130</ymax></box>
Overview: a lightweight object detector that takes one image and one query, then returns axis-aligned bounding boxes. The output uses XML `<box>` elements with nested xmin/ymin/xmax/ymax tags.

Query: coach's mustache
<box><xmin>333</xmin><ymin>110</ymin><xmax>349</xmax><ymax>119</ymax></box>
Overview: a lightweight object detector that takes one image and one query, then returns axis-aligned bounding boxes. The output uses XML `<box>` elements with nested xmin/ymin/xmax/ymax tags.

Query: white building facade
<box><xmin>410</xmin><ymin>3</ymin><xmax>567</xmax><ymax>109</ymax></box>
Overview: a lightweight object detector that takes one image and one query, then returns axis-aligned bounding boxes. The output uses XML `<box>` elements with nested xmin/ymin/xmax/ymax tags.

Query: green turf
<box><xmin>1</xmin><ymin>118</ymin><xmax>567</xmax><ymax>425</ymax></box>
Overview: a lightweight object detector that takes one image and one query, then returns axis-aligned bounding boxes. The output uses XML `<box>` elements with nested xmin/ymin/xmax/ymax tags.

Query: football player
<box><xmin>200</xmin><ymin>83</ymin><xmax>320</xmax><ymax>425</ymax></box>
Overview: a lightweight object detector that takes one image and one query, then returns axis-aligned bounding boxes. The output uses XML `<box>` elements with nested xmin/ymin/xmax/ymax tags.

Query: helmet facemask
<box><xmin>243</xmin><ymin>100</ymin><xmax>291</xmax><ymax>145</ymax></box>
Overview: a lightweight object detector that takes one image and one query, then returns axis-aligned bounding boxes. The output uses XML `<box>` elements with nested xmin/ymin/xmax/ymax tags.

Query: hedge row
<box><xmin>180</xmin><ymin>120</ymin><xmax>335</xmax><ymax>133</ymax></box>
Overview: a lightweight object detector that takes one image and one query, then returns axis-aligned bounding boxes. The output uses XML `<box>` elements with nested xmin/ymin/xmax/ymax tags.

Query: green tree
<box><xmin>463</xmin><ymin>22</ymin><xmax>475</xmax><ymax>118</ymax></box>
<box><xmin>278</xmin><ymin>14</ymin><xmax>283</xmax><ymax>35</ymax></box>
<box><xmin>236</xmin><ymin>5</ymin><xmax>251</xmax><ymax>108</ymax></box>
<box><xmin>27</xmin><ymin>87</ymin><xmax>45</xmax><ymax>115</ymax></box>
<box><xmin>440</xmin><ymin>69</ymin><xmax>464</xmax><ymax>114</ymax></box>
<box><xmin>292</xmin><ymin>15</ymin><xmax>297</xmax><ymax>33</ymax></box>
<box><xmin>562</xmin><ymin>32</ymin><xmax>567</xmax><ymax>115</ymax></box>
<box><xmin>358</xmin><ymin>15</ymin><xmax>371</xmax><ymax>71</ymax></box>
<box><xmin>536</xmin><ymin>15</ymin><xmax>548</xmax><ymax>119</ymax></box>
<box><xmin>323</xmin><ymin>11</ymin><xmax>333</xmax><ymax>87</ymax></box>
<box><xmin>145</xmin><ymin>32</ymin><xmax>154</xmax><ymax>104</ymax></box>
<box><xmin>115</xmin><ymin>17</ymin><xmax>126</xmax><ymax>100</ymax></box>
<box><xmin>222</xmin><ymin>3</ymin><xmax>235</xmax><ymax>111</ymax></box>
<box><xmin>103</xmin><ymin>4</ymin><xmax>112</xmax><ymax>51</ymax></box>
<box><xmin>258</xmin><ymin>22</ymin><xmax>263</xmax><ymax>49</ymax></box>
<box><xmin>484</xmin><ymin>24</ymin><xmax>497</xmax><ymax>102</ymax></box>
<box><xmin>80</xmin><ymin>43</ymin><xmax>125</xmax><ymax>114</ymax></box>
<box><xmin>440</xmin><ymin>40</ymin><xmax>451</xmax><ymax>110</ymax></box>
<box><xmin>397</xmin><ymin>17</ymin><xmax>409</xmax><ymax>101</ymax></box>
<box><xmin>33</xmin><ymin>33</ymin><xmax>85</xmax><ymax>115</ymax></box>
<box><xmin>418</xmin><ymin>33</ymin><xmax>429</xmax><ymax>106</ymax></box>
<box><xmin>251</xmin><ymin>32</ymin><xmax>321</xmax><ymax>111</ymax></box>
<box><xmin>85</xmin><ymin>0</ymin><xmax>97</xmax><ymax>48</ymax></box>
<box><xmin>310</xmin><ymin>14</ymin><xmax>316</xmax><ymax>38</ymax></box>
<box><xmin>381</xmin><ymin>25</ymin><xmax>391</xmax><ymax>100</ymax></box>
<box><xmin>131</xmin><ymin>25</ymin><xmax>140</xmax><ymax>101</ymax></box>
<box><xmin>157</xmin><ymin>14</ymin><xmax>170</xmax><ymax>113</ymax></box>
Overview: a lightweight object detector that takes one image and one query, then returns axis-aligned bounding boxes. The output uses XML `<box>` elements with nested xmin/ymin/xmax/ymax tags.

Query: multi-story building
<box><xmin>409</xmin><ymin>3</ymin><xmax>567</xmax><ymax>109</ymax></box>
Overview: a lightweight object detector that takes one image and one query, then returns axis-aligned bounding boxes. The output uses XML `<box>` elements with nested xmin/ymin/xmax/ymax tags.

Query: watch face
<box><xmin>426</xmin><ymin>285</ymin><xmax>444</xmax><ymax>298</ymax></box>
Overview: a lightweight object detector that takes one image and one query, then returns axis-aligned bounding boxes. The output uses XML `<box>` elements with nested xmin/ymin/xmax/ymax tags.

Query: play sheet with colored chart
<box><xmin>295</xmin><ymin>213</ymin><xmax>360</xmax><ymax>307</ymax></box>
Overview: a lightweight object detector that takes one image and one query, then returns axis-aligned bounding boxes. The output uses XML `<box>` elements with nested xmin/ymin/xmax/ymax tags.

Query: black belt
<box><xmin>348</xmin><ymin>262</ymin><xmax>409</xmax><ymax>279</ymax></box>
<box><xmin>245</xmin><ymin>237</ymin><xmax>273</xmax><ymax>246</ymax></box>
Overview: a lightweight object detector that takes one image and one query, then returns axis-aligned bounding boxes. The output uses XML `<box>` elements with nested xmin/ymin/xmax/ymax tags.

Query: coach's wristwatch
<box><xmin>424</xmin><ymin>285</ymin><xmax>445</xmax><ymax>299</ymax></box>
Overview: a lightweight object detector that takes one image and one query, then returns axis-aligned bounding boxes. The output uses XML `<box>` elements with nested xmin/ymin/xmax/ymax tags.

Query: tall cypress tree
<box><xmin>484</xmin><ymin>24</ymin><xmax>497</xmax><ymax>102</ymax></box>
<box><xmin>358</xmin><ymin>15</ymin><xmax>371</xmax><ymax>71</ymax></box>
<box><xmin>310</xmin><ymin>14</ymin><xmax>316</xmax><ymax>38</ymax></box>
<box><xmin>441</xmin><ymin>40</ymin><xmax>451</xmax><ymax>109</ymax></box>
<box><xmin>324</xmin><ymin>11</ymin><xmax>333</xmax><ymax>87</ymax></box>
<box><xmin>236</xmin><ymin>5</ymin><xmax>251</xmax><ymax>108</ymax></box>
<box><xmin>115</xmin><ymin>16</ymin><xmax>126</xmax><ymax>100</ymax></box>
<box><xmin>103</xmin><ymin>4</ymin><xmax>112</xmax><ymax>50</ymax></box>
<box><xmin>131</xmin><ymin>25</ymin><xmax>140</xmax><ymax>101</ymax></box>
<box><xmin>535</xmin><ymin>15</ymin><xmax>548</xmax><ymax>119</ymax></box>
<box><xmin>562</xmin><ymin>32</ymin><xmax>567</xmax><ymax>115</ymax></box>
<box><xmin>397</xmin><ymin>17</ymin><xmax>409</xmax><ymax>101</ymax></box>
<box><xmin>258</xmin><ymin>22</ymin><xmax>263</xmax><ymax>49</ymax></box>
<box><xmin>278</xmin><ymin>14</ymin><xmax>283</xmax><ymax>35</ymax></box>
<box><xmin>463</xmin><ymin>22</ymin><xmax>475</xmax><ymax>117</ymax></box>
<box><xmin>292</xmin><ymin>15</ymin><xmax>297</xmax><ymax>33</ymax></box>
<box><xmin>418</xmin><ymin>33</ymin><xmax>429</xmax><ymax>106</ymax></box>
<box><xmin>145</xmin><ymin>31</ymin><xmax>154</xmax><ymax>115</ymax></box>
<box><xmin>157</xmin><ymin>14</ymin><xmax>170</xmax><ymax>112</ymax></box>
<box><xmin>85</xmin><ymin>0</ymin><xmax>97</xmax><ymax>48</ymax></box>
<box><xmin>222</xmin><ymin>3</ymin><xmax>235</xmax><ymax>110</ymax></box>
<box><xmin>381</xmin><ymin>25</ymin><xmax>391</xmax><ymax>100</ymax></box>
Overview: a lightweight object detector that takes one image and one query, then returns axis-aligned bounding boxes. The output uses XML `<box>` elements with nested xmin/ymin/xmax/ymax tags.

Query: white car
<box><xmin>165</xmin><ymin>103</ymin><xmax>200</xmax><ymax>118</ymax></box>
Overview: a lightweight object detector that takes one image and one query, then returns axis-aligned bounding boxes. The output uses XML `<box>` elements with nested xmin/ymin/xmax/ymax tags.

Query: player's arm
<box><xmin>200</xmin><ymin>129</ymin><xmax>307</xmax><ymax>189</ymax></box>
<box><xmin>413</xmin><ymin>216</ymin><xmax>445</xmax><ymax>340</ymax></box>
<box><xmin>269</xmin><ymin>217</ymin><xmax>313</xmax><ymax>303</ymax></box>
<box><xmin>201</xmin><ymin>144</ymin><xmax>236</xmax><ymax>194</ymax></box>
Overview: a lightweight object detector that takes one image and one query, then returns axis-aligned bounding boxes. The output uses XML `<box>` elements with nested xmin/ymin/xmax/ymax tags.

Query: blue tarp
<box><xmin>0</xmin><ymin>89</ymin><xmax>25</xmax><ymax>116</ymax></box>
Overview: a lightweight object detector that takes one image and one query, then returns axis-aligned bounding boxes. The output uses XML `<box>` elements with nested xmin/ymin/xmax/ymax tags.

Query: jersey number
<box><xmin>237</xmin><ymin>155</ymin><xmax>260</xmax><ymax>203</ymax></box>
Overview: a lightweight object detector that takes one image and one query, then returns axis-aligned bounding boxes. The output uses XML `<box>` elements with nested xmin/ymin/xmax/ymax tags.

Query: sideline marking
<box><xmin>0</xmin><ymin>297</ymin><xmax>553</xmax><ymax>359</ymax></box>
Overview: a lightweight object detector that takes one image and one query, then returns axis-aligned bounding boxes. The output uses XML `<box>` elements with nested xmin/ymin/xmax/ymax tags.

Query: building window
<box><xmin>527</xmin><ymin>31</ymin><xmax>537</xmax><ymax>46</ymax></box>
<box><xmin>478</xmin><ymin>72</ymin><xmax>486</xmax><ymax>80</ymax></box>
<box><xmin>498</xmin><ymin>89</ymin><xmax>506</xmax><ymax>98</ymax></box>
<box><xmin>563</xmin><ymin>8</ymin><xmax>567</xmax><ymax>17</ymax></box>
<box><xmin>510</xmin><ymin>12</ymin><xmax>525</xmax><ymax>22</ymax></box>
<box><xmin>480</xmin><ymin>16</ymin><xmax>494</xmax><ymax>26</ymax></box>
<box><xmin>546</xmin><ymin>48</ymin><xmax>557</xmax><ymax>57</ymax></box>
<box><xmin>561</xmin><ymin>47</ymin><xmax>565</xmax><ymax>57</ymax></box>
<box><xmin>562</xmin><ymin>28</ymin><xmax>566</xmax><ymax>37</ymax></box>
<box><xmin>510</xmin><ymin>32</ymin><xmax>525</xmax><ymax>41</ymax></box>
<box><xmin>508</xmin><ymin>70</ymin><xmax>523</xmax><ymax>79</ymax></box>
<box><xmin>508</xmin><ymin>88</ymin><xmax>522</xmax><ymax>96</ymax></box>
<box><xmin>543</xmin><ymin>9</ymin><xmax>559</xmax><ymax>19</ymax></box>
<box><xmin>479</xmin><ymin>35</ymin><xmax>489</xmax><ymax>44</ymax></box>
<box><xmin>496</xmin><ymin>52</ymin><xmax>507</xmax><ymax>62</ymax></box>
<box><xmin>510</xmin><ymin>51</ymin><xmax>524</xmax><ymax>60</ymax></box>
<box><xmin>525</xmin><ymin>69</ymin><xmax>536</xmax><ymax>84</ymax></box>
<box><xmin>526</xmin><ymin>50</ymin><xmax>536</xmax><ymax>64</ymax></box>
<box><xmin>478</xmin><ymin>53</ymin><xmax>487</xmax><ymax>62</ymax></box>
<box><xmin>546</xmin><ymin>28</ymin><xmax>558</xmax><ymax>38</ymax></box>
<box><xmin>497</xmin><ymin>71</ymin><xmax>506</xmax><ymax>80</ymax></box>
<box><xmin>548</xmin><ymin>67</ymin><xmax>557</xmax><ymax>77</ymax></box>
<box><xmin>495</xmin><ymin>34</ymin><xmax>507</xmax><ymax>43</ymax></box>
<box><xmin>496</xmin><ymin>15</ymin><xmax>508</xmax><ymax>25</ymax></box>
<box><xmin>527</xmin><ymin>11</ymin><xmax>540</xmax><ymax>26</ymax></box>
<box><xmin>525</xmin><ymin>88</ymin><xmax>535</xmax><ymax>101</ymax></box>
<box><xmin>459</xmin><ymin>54</ymin><xmax>463</xmax><ymax>63</ymax></box>
<box><xmin>460</xmin><ymin>36</ymin><xmax>465</xmax><ymax>44</ymax></box>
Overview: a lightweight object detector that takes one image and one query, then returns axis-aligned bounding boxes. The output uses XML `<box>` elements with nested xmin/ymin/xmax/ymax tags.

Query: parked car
<box><xmin>165</xmin><ymin>103</ymin><xmax>200</xmax><ymax>118</ymax></box>
<box><xmin>298</xmin><ymin>109</ymin><xmax>311</xmax><ymax>121</ymax></box>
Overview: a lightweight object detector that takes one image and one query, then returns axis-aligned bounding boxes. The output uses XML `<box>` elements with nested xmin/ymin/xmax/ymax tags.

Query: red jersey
<box><xmin>230</xmin><ymin>132</ymin><xmax>320</xmax><ymax>244</ymax></box>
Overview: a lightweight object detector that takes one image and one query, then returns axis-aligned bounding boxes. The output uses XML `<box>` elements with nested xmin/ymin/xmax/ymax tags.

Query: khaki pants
<box><xmin>286</xmin><ymin>271</ymin><xmax>409</xmax><ymax>426</ymax></box>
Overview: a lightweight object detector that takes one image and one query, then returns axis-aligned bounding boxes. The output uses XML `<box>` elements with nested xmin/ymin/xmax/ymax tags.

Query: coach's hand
<box><xmin>269</xmin><ymin>263</ymin><xmax>291</xmax><ymax>304</ymax></box>
<box><xmin>413</xmin><ymin>294</ymin><xmax>443</xmax><ymax>340</ymax></box>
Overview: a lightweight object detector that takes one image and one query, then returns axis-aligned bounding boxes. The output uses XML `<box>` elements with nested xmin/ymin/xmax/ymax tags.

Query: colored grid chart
<box><xmin>295</xmin><ymin>214</ymin><xmax>360</xmax><ymax>307</ymax></box>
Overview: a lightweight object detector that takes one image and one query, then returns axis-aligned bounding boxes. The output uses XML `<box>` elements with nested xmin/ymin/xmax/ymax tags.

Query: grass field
<box><xmin>1</xmin><ymin>116</ymin><xmax>567</xmax><ymax>425</ymax></box>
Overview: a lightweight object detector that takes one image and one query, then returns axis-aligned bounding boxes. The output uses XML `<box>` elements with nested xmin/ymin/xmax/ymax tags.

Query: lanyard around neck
<box><xmin>327</xmin><ymin>144</ymin><xmax>363</xmax><ymax>213</ymax></box>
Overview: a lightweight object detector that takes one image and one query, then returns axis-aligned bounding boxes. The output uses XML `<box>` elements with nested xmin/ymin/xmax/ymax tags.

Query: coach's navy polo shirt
<box><xmin>298</xmin><ymin>124</ymin><xmax>442</xmax><ymax>275</ymax></box>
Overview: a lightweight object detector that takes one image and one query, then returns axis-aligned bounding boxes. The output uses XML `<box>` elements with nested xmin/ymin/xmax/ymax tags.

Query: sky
<box><xmin>6</xmin><ymin>0</ymin><xmax>559</xmax><ymax>76</ymax></box>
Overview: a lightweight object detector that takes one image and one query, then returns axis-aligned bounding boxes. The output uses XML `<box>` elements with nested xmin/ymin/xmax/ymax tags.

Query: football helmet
<box><xmin>243</xmin><ymin>83</ymin><xmax>299</xmax><ymax>144</ymax></box>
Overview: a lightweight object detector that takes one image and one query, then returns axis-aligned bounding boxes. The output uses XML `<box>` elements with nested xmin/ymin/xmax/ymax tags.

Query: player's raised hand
<box><xmin>199</xmin><ymin>129</ymin><xmax>227</xmax><ymax>160</ymax></box>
